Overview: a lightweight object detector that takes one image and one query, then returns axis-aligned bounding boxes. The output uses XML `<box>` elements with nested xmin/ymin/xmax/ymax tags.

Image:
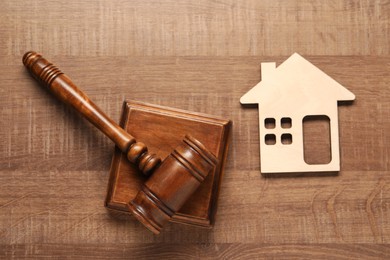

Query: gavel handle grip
<box><xmin>23</xmin><ymin>51</ymin><xmax>161</xmax><ymax>176</ymax></box>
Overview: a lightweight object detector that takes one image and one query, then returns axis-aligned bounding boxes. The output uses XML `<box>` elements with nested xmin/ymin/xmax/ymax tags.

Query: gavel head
<box><xmin>128</xmin><ymin>135</ymin><xmax>218</xmax><ymax>234</ymax></box>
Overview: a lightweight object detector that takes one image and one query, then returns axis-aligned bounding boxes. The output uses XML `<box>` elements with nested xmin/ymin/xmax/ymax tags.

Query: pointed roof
<box><xmin>240</xmin><ymin>53</ymin><xmax>355</xmax><ymax>104</ymax></box>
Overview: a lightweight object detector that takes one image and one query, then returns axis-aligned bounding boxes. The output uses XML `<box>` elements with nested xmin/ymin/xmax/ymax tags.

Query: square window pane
<box><xmin>265</xmin><ymin>134</ymin><xmax>276</xmax><ymax>145</ymax></box>
<box><xmin>281</xmin><ymin>117</ymin><xmax>292</xmax><ymax>128</ymax></box>
<box><xmin>265</xmin><ymin>118</ymin><xmax>276</xmax><ymax>129</ymax></box>
<box><xmin>281</xmin><ymin>133</ymin><xmax>292</xmax><ymax>144</ymax></box>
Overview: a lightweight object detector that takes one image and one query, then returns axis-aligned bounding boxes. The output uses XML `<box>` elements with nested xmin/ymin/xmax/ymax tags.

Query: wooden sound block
<box><xmin>105</xmin><ymin>100</ymin><xmax>232</xmax><ymax>228</ymax></box>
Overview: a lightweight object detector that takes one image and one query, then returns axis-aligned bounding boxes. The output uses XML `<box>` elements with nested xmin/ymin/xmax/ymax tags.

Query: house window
<box><xmin>265</xmin><ymin>134</ymin><xmax>276</xmax><ymax>145</ymax></box>
<box><xmin>281</xmin><ymin>117</ymin><xmax>292</xmax><ymax>128</ymax></box>
<box><xmin>281</xmin><ymin>133</ymin><xmax>292</xmax><ymax>144</ymax></box>
<box><xmin>264</xmin><ymin>118</ymin><xmax>276</xmax><ymax>129</ymax></box>
<box><xmin>264</xmin><ymin>117</ymin><xmax>292</xmax><ymax>145</ymax></box>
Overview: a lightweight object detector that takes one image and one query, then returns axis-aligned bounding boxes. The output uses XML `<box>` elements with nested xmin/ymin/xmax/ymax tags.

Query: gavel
<box><xmin>23</xmin><ymin>51</ymin><xmax>217</xmax><ymax>234</ymax></box>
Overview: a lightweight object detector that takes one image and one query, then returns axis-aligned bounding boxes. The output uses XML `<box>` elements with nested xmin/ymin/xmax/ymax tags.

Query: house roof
<box><xmin>240</xmin><ymin>53</ymin><xmax>356</xmax><ymax>104</ymax></box>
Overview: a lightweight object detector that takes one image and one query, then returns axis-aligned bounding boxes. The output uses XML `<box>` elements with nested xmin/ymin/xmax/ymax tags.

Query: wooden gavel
<box><xmin>23</xmin><ymin>51</ymin><xmax>218</xmax><ymax>234</ymax></box>
<box><xmin>23</xmin><ymin>51</ymin><xmax>160</xmax><ymax>176</ymax></box>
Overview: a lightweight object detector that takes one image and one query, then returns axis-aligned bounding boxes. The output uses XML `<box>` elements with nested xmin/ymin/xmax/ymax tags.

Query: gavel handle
<box><xmin>23</xmin><ymin>51</ymin><xmax>161</xmax><ymax>176</ymax></box>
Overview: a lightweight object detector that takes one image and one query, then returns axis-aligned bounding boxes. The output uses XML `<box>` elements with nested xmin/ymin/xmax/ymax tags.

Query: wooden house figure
<box><xmin>240</xmin><ymin>53</ymin><xmax>355</xmax><ymax>174</ymax></box>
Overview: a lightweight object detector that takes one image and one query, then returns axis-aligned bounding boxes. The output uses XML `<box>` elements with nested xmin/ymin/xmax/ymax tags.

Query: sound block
<box><xmin>105</xmin><ymin>100</ymin><xmax>232</xmax><ymax>228</ymax></box>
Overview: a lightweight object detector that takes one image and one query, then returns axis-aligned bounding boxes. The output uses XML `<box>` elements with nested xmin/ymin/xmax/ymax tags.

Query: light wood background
<box><xmin>1</xmin><ymin>0</ymin><xmax>389</xmax><ymax>259</ymax></box>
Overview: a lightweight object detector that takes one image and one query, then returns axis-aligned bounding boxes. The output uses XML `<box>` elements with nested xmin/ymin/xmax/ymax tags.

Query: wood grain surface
<box><xmin>1</xmin><ymin>0</ymin><xmax>389</xmax><ymax>259</ymax></box>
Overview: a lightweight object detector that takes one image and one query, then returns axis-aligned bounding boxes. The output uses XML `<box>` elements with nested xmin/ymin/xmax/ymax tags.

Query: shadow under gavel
<box><xmin>23</xmin><ymin>51</ymin><xmax>218</xmax><ymax>234</ymax></box>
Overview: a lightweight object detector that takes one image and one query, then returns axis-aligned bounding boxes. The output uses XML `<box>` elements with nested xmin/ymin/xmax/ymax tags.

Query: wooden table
<box><xmin>1</xmin><ymin>1</ymin><xmax>389</xmax><ymax>258</ymax></box>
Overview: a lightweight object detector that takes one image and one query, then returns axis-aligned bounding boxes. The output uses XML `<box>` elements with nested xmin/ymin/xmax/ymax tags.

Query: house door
<box><xmin>303</xmin><ymin>115</ymin><xmax>331</xmax><ymax>165</ymax></box>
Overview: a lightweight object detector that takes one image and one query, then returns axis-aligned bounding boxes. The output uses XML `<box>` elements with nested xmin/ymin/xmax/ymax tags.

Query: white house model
<box><xmin>240</xmin><ymin>53</ymin><xmax>355</xmax><ymax>174</ymax></box>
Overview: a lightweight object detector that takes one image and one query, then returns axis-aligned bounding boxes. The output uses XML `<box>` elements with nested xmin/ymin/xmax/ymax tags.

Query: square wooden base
<box><xmin>105</xmin><ymin>100</ymin><xmax>231</xmax><ymax>228</ymax></box>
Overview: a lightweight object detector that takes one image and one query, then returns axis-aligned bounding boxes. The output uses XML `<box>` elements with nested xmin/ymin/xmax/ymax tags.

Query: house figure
<box><xmin>240</xmin><ymin>53</ymin><xmax>355</xmax><ymax>174</ymax></box>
